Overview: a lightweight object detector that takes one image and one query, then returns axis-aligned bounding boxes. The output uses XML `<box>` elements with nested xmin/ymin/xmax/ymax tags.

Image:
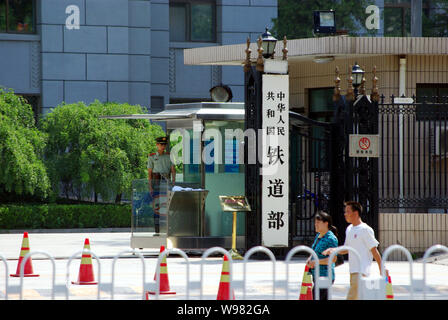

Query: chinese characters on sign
<box><xmin>261</xmin><ymin>74</ymin><xmax>289</xmax><ymax>247</ymax></box>
<box><xmin>348</xmin><ymin>134</ymin><xmax>380</xmax><ymax>158</ymax></box>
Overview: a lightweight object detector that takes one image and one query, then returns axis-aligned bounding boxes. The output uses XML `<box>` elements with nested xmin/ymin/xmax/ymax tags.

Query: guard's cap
<box><xmin>155</xmin><ymin>136</ymin><xmax>168</xmax><ymax>144</ymax></box>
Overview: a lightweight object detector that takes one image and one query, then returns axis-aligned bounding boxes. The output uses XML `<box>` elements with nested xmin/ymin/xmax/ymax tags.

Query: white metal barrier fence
<box><xmin>1</xmin><ymin>244</ymin><xmax>447</xmax><ymax>300</ymax></box>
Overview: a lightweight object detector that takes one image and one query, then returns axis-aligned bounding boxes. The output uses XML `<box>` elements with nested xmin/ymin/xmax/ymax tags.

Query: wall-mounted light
<box><xmin>313</xmin><ymin>56</ymin><xmax>335</xmax><ymax>64</ymax></box>
<box><xmin>313</xmin><ymin>10</ymin><xmax>336</xmax><ymax>34</ymax></box>
<box><xmin>210</xmin><ymin>85</ymin><xmax>233</xmax><ymax>102</ymax></box>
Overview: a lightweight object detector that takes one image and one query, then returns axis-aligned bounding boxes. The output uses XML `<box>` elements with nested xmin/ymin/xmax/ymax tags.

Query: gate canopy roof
<box><xmin>184</xmin><ymin>36</ymin><xmax>448</xmax><ymax>66</ymax></box>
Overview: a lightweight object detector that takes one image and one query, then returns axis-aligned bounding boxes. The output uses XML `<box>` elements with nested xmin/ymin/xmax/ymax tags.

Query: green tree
<box><xmin>272</xmin><ymin>0</ymin><xmax>374</xmax><ymax>39</ymax></box>
<box><xmin>40</xmin><ymin>100</ymin><xmax>165</xmax><ymax>203</ymax></box>
<box><xmin>0</xmin><ymin>89</ymin><xmax>50</xmax><ymax>201</ymax></box>
<box><xmin>423</xmin><ymin>0</ymin><xmax>448</xmax><ymax>36</ymax></box>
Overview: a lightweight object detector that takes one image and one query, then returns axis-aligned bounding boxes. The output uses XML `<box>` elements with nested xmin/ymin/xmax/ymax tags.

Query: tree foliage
<box><xmin>40</xmin><ymin>100</ymin><xmax>165</xmax><ymax>202</ymax></box>
<box><xmin>272</xmin><ymin>0</ymin><xmax>373</xmax><ymax>39</ymax></box>
<box><xmin>0</xmin><ymin>89</ymin><xmax>50</xmax><ymax>200</ymax></box>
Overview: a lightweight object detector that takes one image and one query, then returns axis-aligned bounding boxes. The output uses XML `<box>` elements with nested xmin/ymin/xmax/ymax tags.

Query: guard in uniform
<box><xmin>147</xmin><ymin>136</ymin><xmax>176</xmax><ymax>234</ymax></box>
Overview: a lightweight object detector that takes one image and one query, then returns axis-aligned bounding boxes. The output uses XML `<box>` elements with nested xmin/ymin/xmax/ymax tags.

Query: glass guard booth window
<box><xmin>308</xmin><ymin>88</ymin><xmax>334</xmax><ymax>171</ymax></box>
<box><xmin>169</xmin><ymin>0</ymin><xmax>216</xmax><ymax>42</ymax></box>
<box><xmin>0</xmin><ymin>0</ymin><xmax>35</xmax><ymax>33</ymax></box>
<box><xmin>168</xmin><ymin>120</ymin><xmax>245</xmax><ymax>237</ymax></box>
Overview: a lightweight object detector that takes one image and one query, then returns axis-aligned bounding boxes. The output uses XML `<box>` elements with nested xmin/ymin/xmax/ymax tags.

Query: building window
<box><xmin>169</xmin><ymin>0</ymin><xmax>216</xmax><ymax>42</ymax></box>
<box><xmin>415</xmin><ymin>84</ymin><xmax>448</xmax><ymax>121</ymax></box>
<box><xmin>416</xmin><ymin>84</ymin><xmax>448</xmax><ymax>103</ymax></box>
<box><xmin>383</xmin><ymin>0</ymin><xmax>448</xmax><ymax>37</ymax></box>
<box><xmin>384</xmin><ymin>0</ymin><xmax>411</xmax><ymax>37</ymax></box>
<box><xmin>309</xmin><ymin>87</ymin><xmax>334</xmax><ymax>122</ymax></box>
<box><xmin>150</xmin><ymin>96</ymin><xmax>165</xmax><ymax>113</ymax></box>
<box><xmin>308</xmin><ymin>87</ymin><xmax>334</xmax><ymax>171</ymax></box>
<box><xmin>20</xmin><ymin>94</ymin><xmax>41</xmax><ymax>123</ymax></box>
<box><xmin>0</xmin><ymin>0</ymin><xmax>35</xmax><ymax>34</ymax></box>
<box><xmin>422</xmin><ymin>0</ymin><xmax>448</xmax><ymax>37</ymax></box>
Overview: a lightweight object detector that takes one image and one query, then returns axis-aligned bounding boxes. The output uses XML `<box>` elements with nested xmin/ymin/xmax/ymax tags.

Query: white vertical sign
<box><xmin>261</xmin><ymin>74</ymin><xmax>289</xmax><ymax>247</ymax></box>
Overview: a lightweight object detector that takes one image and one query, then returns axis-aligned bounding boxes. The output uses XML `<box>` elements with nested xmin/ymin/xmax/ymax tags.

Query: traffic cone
<box><xmin>217</xmin><ymin>255</ymin><xmax>235</xmax><ymax>300</ymax></box>
<box><xmin>10</xmin><ymin>232</ymin><xmax>39</xmax><ymax>277</ymax></box>
<box><xmin>72</xmin><ymin>238</ymin><xmax>97</xmax><ymax>285</ymax></box>
<box><xmin>386</xmin><ymin>275</ymin><xmax>394</xmax><ymax>300</ymax></box>
<box><xmin>299</xmin><ymin>265</ymin><xmax>313</xmax><ymax>300</ymax></box>
<box><xmin>148</xmin><ymin>246</ymin><xmax>176</xmax><ymax>295</ymax></box>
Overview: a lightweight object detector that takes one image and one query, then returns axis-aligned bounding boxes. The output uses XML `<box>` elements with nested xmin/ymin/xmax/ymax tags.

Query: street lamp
<box><xmin>351</xmin><ymin>62</ymin><xmax>365</xmax><ymax>96</ymax></box>
<box><xmin>261</xmin><ymin>28</ymin><xmax>277</xmax><ymax>59</ymax></box>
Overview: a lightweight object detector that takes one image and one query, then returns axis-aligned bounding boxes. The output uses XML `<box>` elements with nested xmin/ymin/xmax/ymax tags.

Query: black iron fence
<box><xmin>379</xmin><ymin>95</ymin><xmax>448</xmax><ymax>213</ymax></box>
<box><xmin>289</xmin><ymin>112</ymin><xmax>339</xmax><ymax>245</ymax></box>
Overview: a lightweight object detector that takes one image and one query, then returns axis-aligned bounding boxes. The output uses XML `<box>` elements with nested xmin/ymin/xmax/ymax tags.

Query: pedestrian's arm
<box><xmin>371</xmin><ymin>246</ymin><xmax>388</xmax><ymax>276</ymax></box>
<box><xmin>323</xmin><ymin>248</ymin><xmax>348</xmax><ymax>256</ymax></box>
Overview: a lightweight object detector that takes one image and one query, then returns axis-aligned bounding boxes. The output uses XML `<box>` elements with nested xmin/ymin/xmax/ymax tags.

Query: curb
<box><xmin>0</xmin><ymin>228</ymin><xmax>131</xmax><ymax>234</ymax></box>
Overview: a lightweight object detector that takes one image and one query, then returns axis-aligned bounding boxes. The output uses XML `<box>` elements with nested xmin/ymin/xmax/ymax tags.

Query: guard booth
<box><xmin>106</xmin><ymin>102</ymin><xmax>247</xmax><ymax>250</ymax></box>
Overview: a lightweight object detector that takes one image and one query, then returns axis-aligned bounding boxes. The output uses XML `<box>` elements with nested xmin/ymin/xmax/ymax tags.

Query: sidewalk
<box><xmin>0</xmin><ymin>231</ymin><xmax>447</xmax><ymax>300</ymax></box>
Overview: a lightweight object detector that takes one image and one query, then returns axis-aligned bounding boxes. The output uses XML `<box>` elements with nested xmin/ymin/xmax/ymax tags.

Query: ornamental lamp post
<box><xmin>261</xmin><ymin>28</ymin><xmax>277</xmax><ymax>59</ymax></box>
<box><xmin>351</xmin><ymin>63</ymin><xmax>365</xmax><ymax>96</ymax></box>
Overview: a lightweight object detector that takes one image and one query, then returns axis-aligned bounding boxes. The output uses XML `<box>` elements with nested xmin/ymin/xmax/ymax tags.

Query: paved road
<box><xmin>0</xmin><ymin>231</ymin><xmax>447</xmax><ymax>300</ymax></box>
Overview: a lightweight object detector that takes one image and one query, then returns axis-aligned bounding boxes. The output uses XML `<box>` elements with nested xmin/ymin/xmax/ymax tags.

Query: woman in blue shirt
<box><xmin>306</xmin><ymin>211</ymin><xmax>339</xmax><ymax>300</ymax></box>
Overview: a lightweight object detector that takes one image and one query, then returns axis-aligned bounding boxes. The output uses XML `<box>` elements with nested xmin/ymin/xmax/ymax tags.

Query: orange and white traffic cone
<box><xmin>386</xmin><ymin>275</ymin><xmax>394</xmax><ymax>300</ymax></box>
<box><xmin>10</xmin><ymin>232</ymin><xmax>39</xmax><ymax>277</ymax></box>
<box><xmin>299</xmin><ymin>265</ymin><xmax>313</xmax><ymax>300</ymax></box>
<box><xmin>72</xmin><ymin>238</ymin><xmax>97</xmax><ymax>285</ymax></box>
<box><xmin>148</xmin><ymin>246</ymin><xmax>176</xmax><ymax>295</ymax></box>
<box><xmin>217</xmin><ymin>255</ymin><xmax>235</xmax><ymax>300</ymax></box>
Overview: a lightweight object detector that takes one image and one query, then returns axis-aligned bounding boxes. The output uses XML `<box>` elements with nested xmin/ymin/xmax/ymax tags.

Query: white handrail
<box><xmin>381</xmin><ymin>244</ymin><xmax>414</xmax><ymax>300</ymax></box>
<box><xmin>111</xmin><ymin>249</ymin><xmax>146</xmax><ymax>300</ymax></box>
<box><xmin>65</xmin><ymin>249</ymin><xmax>101</xmax><ymax>300</ymax></box>
<box><xmin>422</xmin><ymin>244</ymin><xmax>448</xmax><ymax>300</ymax></box>
<box><xmin>284</xmin><ymin>245</ymin><xmax>320</xmax><ymax>300</ymax></box>
<box><xmin>153</xmin><ymin>248</ymin><xmax>190</xmax><ymax>300</ymax></box>
<box><xmin>20</xmin><ymin>251</ymin><xmax>56</xmax><ymax>300</ymax></box>
<box><xmin>243</xmin><ymin>246</ymin><xmax>276</xmax><ymax>300</ymax></box>
<box><xmin>200</xmin><ymin>247</ymin><xmax>232</xmax><ymax>300</ymax></box>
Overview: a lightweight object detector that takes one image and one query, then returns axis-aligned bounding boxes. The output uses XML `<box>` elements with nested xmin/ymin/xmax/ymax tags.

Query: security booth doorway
<box><xmin>103</xmin><ymin>102</ymin><xmax>246</xmax><ymax>250</ymax></box>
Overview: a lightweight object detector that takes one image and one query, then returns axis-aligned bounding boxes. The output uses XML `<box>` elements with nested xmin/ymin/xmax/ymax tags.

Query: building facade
<box><xmin>0</xmin><ymin>0</ymin><xmax>277</xmax><ymax>115</ymax></box>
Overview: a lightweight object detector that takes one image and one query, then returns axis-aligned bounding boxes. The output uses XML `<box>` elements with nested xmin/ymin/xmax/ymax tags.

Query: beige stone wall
<box><xmin>289</xmin><ymin>54</ymin><xmax>448</xmax><ymax>113</ymax></box>
<box><xmin>379</xmin><ymin>213</ymin><xmax>448</xmax><ymax>260</ymax></box>
<box><xmin>289</xmin><ymin>55</ymin><xmax>399</xmax><ymax>113</ymax></box>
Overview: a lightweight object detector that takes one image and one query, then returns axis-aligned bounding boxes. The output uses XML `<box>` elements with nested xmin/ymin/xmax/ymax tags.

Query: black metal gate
<box><xmin>290</xmin><ymin>85</ymin><xmax>380</xmax><ymax>246</ymax></box>
<box><xmin>378</xmin><ymin>95</ymin><xmax>448</xmax><ymax>212</ymax></box>
<box><xmin>290</xmin><ymin>113</ymin><xmax>339</xmax><ymax>245</ymax></box>
<box><xmin>244</xmin><ymin>64</ymin><xmax>380</xmax><ymax>250</ymax></box>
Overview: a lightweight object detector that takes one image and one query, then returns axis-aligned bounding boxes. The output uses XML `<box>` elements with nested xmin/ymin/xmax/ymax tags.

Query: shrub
<box><xmin>0</xmin><ymin>204</ymin><xmax>131</xmax><ymax>230</ymax></box>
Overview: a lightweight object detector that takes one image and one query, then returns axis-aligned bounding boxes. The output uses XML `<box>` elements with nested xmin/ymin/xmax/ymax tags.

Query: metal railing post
<box><xmin>243</xmin><ymin>246</ymin><xmax>276</xmax><ymax>300</ymax></box>
<box><xmin>20</xmin><ymin>251</ymin><xmax>56</xmax><ymax>300</ymax></box>
<box><xmin>200</xmin><ymin>247</ymin><xmax>232</xmax><ymax>300</ymax></box>
<box><xmin>422</xmin><ymin>244</ymin><xmax>448</xmax><ymax>300</ymax></box>
<box><xmin>111</xmin><ymin>249</ymin><xmax>146</xmax><ymax>300</ymax></box>
<box><xmin>66</xmin><ymin>249</ymin><xmax>101</xmax><ymax>300</ymax></box>
<box><xmin>153</xmin><ymin>248</ymin><xmax>190</xmax><ymax>300</ymax></box>
<box><xmin>381</xmin><ymin>244</ymin><xmax>414</xmax><ymax>299</ymax></box>
<box><xmin>284</xmin><ymin>245</ymin><xmax>320</xmax><ymax>300</ymax></box>
<box><xmin>0</xmin><ymin>254</ymin><xmax>9</xmax><ymax>300</ymax></box>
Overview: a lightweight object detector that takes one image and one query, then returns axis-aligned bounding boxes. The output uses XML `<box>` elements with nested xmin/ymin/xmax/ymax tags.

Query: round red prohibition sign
<box><xmin>359</xmin><ymin>137</ymin><xmax>371</xmax><ymax>150</ymax></box>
